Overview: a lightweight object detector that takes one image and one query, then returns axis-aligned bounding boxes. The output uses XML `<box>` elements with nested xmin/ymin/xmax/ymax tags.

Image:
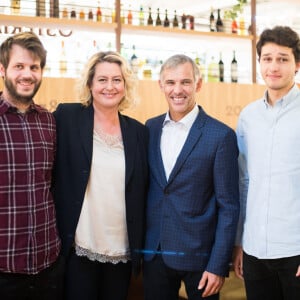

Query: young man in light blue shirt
<box><xmin>234</xmin><ymin>26</ymin><xmax>300</xmax><ymax>300</ymax></box>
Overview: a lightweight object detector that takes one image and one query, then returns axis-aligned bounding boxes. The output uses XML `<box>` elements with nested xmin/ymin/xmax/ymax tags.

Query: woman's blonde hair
<box><xmin>77</xmin><ymin>51</ymin><xmax>138</xmax><ymax>111</ymax></box>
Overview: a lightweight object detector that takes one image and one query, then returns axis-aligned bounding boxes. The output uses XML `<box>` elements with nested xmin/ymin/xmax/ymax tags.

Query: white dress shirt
<box><xmin>161</xmin><ymin>104</ymin><xmax>199</xmax><ymax>180</ymax></box>
<box><xmin>236</xmin><ymin>84</ymin><xmax>300</xmax><ymax>259</ymax></box>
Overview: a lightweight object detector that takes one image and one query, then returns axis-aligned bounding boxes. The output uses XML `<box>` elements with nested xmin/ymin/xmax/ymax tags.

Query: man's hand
<box><xmin>233</xmin><ymin>246</ymin><xmax>244</xmax><ymax>279</ymax></box>
<box><xmin>198</xmin><ymin>271</ymin><xmax>225</xmax><ymax>297</ymax></box>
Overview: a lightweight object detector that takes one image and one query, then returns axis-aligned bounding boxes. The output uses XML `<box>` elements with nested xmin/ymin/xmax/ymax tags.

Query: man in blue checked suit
<box><xmin>143</xmin><ymin>54</ymin><xmax>240</xmax><ymax>300</ymax></box>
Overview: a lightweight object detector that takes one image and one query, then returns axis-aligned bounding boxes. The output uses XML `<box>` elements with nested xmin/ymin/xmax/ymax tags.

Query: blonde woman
<box><xmin>52</xmin><ymin>51</ymin><xmax>148</xmax><ymax>300</ymax></box>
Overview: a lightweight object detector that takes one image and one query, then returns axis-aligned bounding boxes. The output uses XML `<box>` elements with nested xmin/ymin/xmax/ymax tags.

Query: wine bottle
<box><xmin>239</xmin><ymin>14</ymin><xmax>246</xmax><ymax>35</ymax></box>
<box><xmin>231</xmin><ymin>19</ymin><xmax>238</xmax><ymax>34</ymax></box>
<box><xmin>163</xmin><ymin>9</ymin><xmax>170</xmax><ymax>27</ymax></box>
<box><xmin>207</xmin><ymin>56</ymin><xmax>219</xmax><ymax>82</ymax></box>
<box><xmin>147</xmin><ymin>7</ymin><xmax>153</xmax><ymax>25</ymax></box>
<box><xmin>88</xmin><ymin>9</ymin><xmax>93</xmax><ymax>20</ymax></box>
<box><xmin>11</xmin><ymin>0</ymin><xmax>20</xmax><ymax>15</ymax></box>
<box><xmin>216</xmin><ymin>9</ymin><xmax>223</xmax><ymax>32</ymax></box>
<box><xmin>120</xmin><ymin>4</ymin><xmax>125</xmax><ymax>24</ymax></box>
<box><xmin>130</xmin><ymin>45</ymin><xmax>139</xmax><ymax>76</ymax></box>
<box><xmin>75</xmin><ymin>41</ymin><xmax>84</xmax><ymax>74</ymax></box>
<box><xmin>139</xmin><ymin>6</ymin><xmax>144</xmax><ymax>26</ymax></box>
<box><xmin>62</xmin><ymin>7</ymin><xmax>68</xmax><ymax>18</ymax></box>
<box><xmin>70</xmin><ymin>7</ymin><xmax>76</xmax><ymax>19</ymax></box>
<box><xmin>231</xmin><ymin>50</ymin><xmax>238</xmax><ymax>83</ymax></box>
<box><xmin>79</xmin><ymin>9</ymin><xmax>85</xmax><ymax>20</ymax></box>
<box><xmin>50</xmin><ymin>0</ymin><xmax>59</xmax><ymax>18</ymax></box>
<box><xmin>59</xmin><ymin>41</ymin><xmax>67</xmax><ymax>76</ymax></box>
<box><xmin>189</xmin><ymin>15</ymin><xmax>194</xmax><ymax>30</ymax></box>
<box><xmin>181</xmin><ymin>14</ymin><xmax>187</xmax><ymax>29</ymax></box>
<box><xmin>127</xmin><ymin>5</ymin><xmax>132</xmax><ymax>25</ymax></box>
<box><xmin>209</xmin><ymin>7</ymin><xmax>215</xmax><ymax>32</ymax></box>
<box><xmin>96</xmin><ymin>6</ymin><xmax>102</xmax><ymax>22</ymax></box>
<box><xmin>218</xmin><ymin>52</ymin><xmax>224</xmax><ymax>82</ymax></box>
<box><xmin>111</xmin><ymin>5</ymin><xmax>116</xmax><ymax>23</ymax></box>
<box><xmin>173</xmin><ymin>10</ymin><xmax>179</xmax><ymax>28</ymax></box>
<box><xmin>156</xmin><ymin>8</ymin><xmax>162</xmax><ymax>26</ymax></box>
<box><xmin>36</xmin><ymin>0</ymin><xmax>46</xmax><ymax>17</ymax></box>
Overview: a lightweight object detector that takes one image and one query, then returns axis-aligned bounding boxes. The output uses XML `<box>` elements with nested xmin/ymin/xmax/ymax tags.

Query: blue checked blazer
<box><xmin>144</xmin><ymin>106</ymin><xmax>239</xmax><ymax>277</ymax></box>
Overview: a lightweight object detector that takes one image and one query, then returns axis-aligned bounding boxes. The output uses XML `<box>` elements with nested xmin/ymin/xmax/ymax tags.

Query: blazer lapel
<box><xmin>168</xmin><ymin>107</ymin><xmax>207</xmax><ymax>183</ymax></box>
<box><xmin>150</xmin><ymin>115</ymin><xmax>168</xmax><ymax>186</ymax></box>
<box><xmin>120</xmin><ymin>114</ymin><xmax>136</xmax><ymax>186</ymax></box>
<box><xmin>79</xmin><ymin>104</ymin><xmax>94</xmax><ymax>166</ymax></box>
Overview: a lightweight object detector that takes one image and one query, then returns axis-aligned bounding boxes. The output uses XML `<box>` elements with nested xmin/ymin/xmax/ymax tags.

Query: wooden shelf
<box><xmin>121</xmin><ymin>24</ymin><xmax>254</xmax><ymax>40</ymax></box>
<box><xmin>0</xmin><ymin>14</ymin><xmax>117</xmax><ymax>32</ymax></box>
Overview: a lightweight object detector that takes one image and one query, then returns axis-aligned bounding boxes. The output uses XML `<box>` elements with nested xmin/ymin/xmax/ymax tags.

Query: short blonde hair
<box><xmin>77</xmin><ymin>51</ymin><xmax>138</xmax><ymax>111</ymax></box>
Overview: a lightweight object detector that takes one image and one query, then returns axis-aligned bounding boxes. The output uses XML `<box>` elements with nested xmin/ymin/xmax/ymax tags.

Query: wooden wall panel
<box><xmin>1</xmin><ymin>78</ymin><xmax>268</xmax><ymax>128</ymax></box>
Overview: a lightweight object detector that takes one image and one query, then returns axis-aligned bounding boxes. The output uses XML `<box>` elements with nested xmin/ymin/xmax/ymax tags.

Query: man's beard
<box><xmin>4</xmin><ymin>76</ymin><xmax>41</xmax><ymax>105</ymax></box>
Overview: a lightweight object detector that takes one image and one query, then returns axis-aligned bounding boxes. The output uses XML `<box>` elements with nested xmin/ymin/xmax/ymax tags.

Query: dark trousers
<box><xmin>143</xmin><ymin>255</ymin><xmax>219</xmax><ymax>300</ymax></box>
<box><xmin>243</xmin><ymin>251</ymin><xmax>300</xmax><ymax>300</ymax></box>
<box><xmin>0</xmin><ymin>255</ymin><xmax>64</xmax><ymax>300</ymax></box>
<box><xmin>65</xmin><ymin>248</ymin><xmax>132</xmax><ymax>300</ymax></box>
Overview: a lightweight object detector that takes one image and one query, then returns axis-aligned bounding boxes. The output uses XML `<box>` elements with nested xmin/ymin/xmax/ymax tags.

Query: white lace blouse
<box><xmin>74</xmin><ymin>129</ymin><xmax>130</xmax><ymax>264</ymax></box>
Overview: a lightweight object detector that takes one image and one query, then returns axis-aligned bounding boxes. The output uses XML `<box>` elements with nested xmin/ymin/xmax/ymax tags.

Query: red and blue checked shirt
<box><xmin>0</xmin><ymin>96</ymin><xmax>60</xmax><ymax>274</ymax></box>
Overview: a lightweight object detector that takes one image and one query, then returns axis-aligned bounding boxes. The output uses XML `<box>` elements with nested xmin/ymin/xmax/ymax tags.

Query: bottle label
<box><xmin>231</xmin><ymin>64</ymin><xmax>238</xmax><ymax>81</ymax></box>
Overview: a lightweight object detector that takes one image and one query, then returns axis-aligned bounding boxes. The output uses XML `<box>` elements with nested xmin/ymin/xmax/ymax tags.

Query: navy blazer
<box><xmin>144</xmin><ymin>106</ymin><xmax>239</xmax><ymax>277</ymax></box>
<box><xmin>52</xmin><ymin>103</ymin><xmax>148</xmax><ymax>274</ymax></box>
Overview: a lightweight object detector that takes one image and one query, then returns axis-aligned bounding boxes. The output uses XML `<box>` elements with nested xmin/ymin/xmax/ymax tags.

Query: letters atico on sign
<box><xmin>0</xmin><ymin>25</ymin><xmax>72</xmax><ymax>37</ymax></box>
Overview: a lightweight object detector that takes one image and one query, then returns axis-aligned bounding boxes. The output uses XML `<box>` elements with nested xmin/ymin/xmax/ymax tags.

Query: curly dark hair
<box><xmin>256</xmin><ymin>26</ymin><xmax>300</xmax><ymax>63</ymax></box>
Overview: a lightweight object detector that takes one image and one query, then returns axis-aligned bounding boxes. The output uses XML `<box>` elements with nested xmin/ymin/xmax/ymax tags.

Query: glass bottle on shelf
<box><xmin>195</xmin><ymin>54</ymin><xmax>201</xmax><ymax>77</ymax></box>
<box><xmin>156</xmin><ymin>8</ymin><xmax>162</xmax><ymax>26</ymax></box>
<box><xmin>139</xmin><ymin>6</ymin><xmax>145</xmax><ymax>26</ymax></box>
<box><xmin>195</xmin><ymin>53</ymin><xmax>206</xmax><ymax>82</ymax></box>
<box><xmin>120</xmin><ymin>4</ymin><xmax>125</xmax><ymax>24</ymax></box>
<box><xmin>232</xmin><ymin>19</ymin><xmax>238</xmax><ymax>34</ymax></box>
<box><xmin>173</xmin><ymin>10</ymin><xmax>179</xmax><ymax>28</ymax></box>
<box><xmin>231</xmin><ymin>50</ymin><xmax>238</xmax><ymax>83</ymax></box>
<box><xmin>207</xmin><ymin>56</ymin><xmax>219</xmax><ymax>82</ymax></box>
<box><xmin>216</xmin><ymin>9</ymin><xmax>223</xmax><ymax>32</ymax></box>
<box><xmin>59</xmin><ymin>40</ymin><xmax>67</xmax><ymax>77</ymax></box>
<box><xmin>218</xmin><ymin>52</ymin><xmax>224</xmax><ymax>82</ymax></box>
<box><xmin>79</xmin><ymin>9</ymin><xmax>85</xmax><ymax>20</ymax></box>
<box><xmin>50</xmin><ymin>0</ymin><xmax>59</xmax><ymax>18</ymax></box>
<box><xmin>130</xmin><ymin>45</ymin><xmax>139</xmax><ymax>76</ymax></box>
<box><xmin>111</xmin><ymin>3</ymin><xmax>116</xmax><ymax>23</ymax></box>
<box><xmin>181</xmin><ymin>13</ymin><xmax>187</xmax><ymax>29</ymax></box>
<box><xmin>163</xmin><ymin>9</ymin><xmax>170</xmax><ymax>27</ymax></box>
<box><xmin>11</xmin><ymin>0</ymin><xmax>20</xmax><ymax>15</ymax></box>
<box><xmin>36</xmin><ymin>0</ymin><xmax>46</xmax><ymax>17</ymax></box>
<box><xmin>239</xmin><ymin>14</ymin><xmax>246</xmax><ymax>35</ymax></box>
<box><xmin>88</xmin><ymin>9</ymin><xmax>93</xmax><ymax>20</ymax></box>
<box><xmin>127</xmin><ymin>5</ymin><xmax>132</xmax><ymax>24</ymax></box>
<box><xmin>74</xmin><ymin>41</ymin><xmax>84</xmax><ymax>75</ymax></box>
<box><xmin>189</xmin><ymin>15</ymin><xmax>194</xmax><ymax>30</ymax></box>
<box><xmin>85</xmin><ymin>40</ymin><xmax>100</xmax><ymax>60</ymax></box>
<box><xmin>62</xmin><ymin>7</ymin><xmax>68</xmax><ymax>18</ymax></box>
<box><xmin>96</xmin><ymin>5</ymin><xmax>102</xmax><ymax>22</ymax></box>
<box><xmin>209</xmin><ymin>7</ymin><xmax>215</xmax><ymax>32</ymax></box>
<box><xmin>70</xmin><ymin>7</ymin><xmax>76</xmax><ymax>19</ymax></box>
<box><xmin>147</xmin><ymin>7</ymin><xmax>153</xmax><ymax>25</ymax></box>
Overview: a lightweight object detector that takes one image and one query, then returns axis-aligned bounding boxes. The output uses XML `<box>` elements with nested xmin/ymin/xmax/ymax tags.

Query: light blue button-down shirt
<box><xmin>236</xmin><ymin>84</ymin><xmax>300</xmax><ymax>259</ymax></box>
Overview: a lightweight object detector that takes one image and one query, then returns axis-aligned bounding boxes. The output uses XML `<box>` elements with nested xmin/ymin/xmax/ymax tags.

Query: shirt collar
<box><xmin>0</xmin><ymin>92</ymin><xmax>40</xmax><ymax>115</ymax></box>
<box><xmin>163</xmin><ymin>104</ymin><xmax>199</xmax><ymax>129</ymax></box>
<box><xmin>263</xmin><ymin>84</ymin><xmax>299</xmax><ymax>109</ymax></box>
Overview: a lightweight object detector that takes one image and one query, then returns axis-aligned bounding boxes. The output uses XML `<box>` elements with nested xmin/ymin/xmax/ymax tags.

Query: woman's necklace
<box><xmin>94</xmin><ymin>125</ymin><xmax>123</xmax><ymax>147</ymax></box>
